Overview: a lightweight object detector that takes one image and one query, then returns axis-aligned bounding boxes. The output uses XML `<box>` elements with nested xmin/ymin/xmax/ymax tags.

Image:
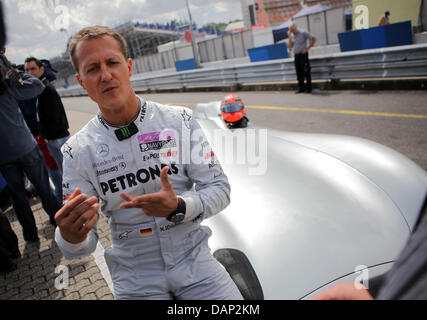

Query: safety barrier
<box><xmin>58</xmin><ymin>43</ymin><xmax>427</xmax><ymax>96</ymax></box>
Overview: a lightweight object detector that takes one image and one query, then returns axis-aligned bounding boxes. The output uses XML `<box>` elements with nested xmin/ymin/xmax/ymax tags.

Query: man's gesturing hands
<box><xmin>55</xmin><ymin>167</ymin><xmax>178</xmax><ymax>244</ymax></box>
<box><xmin>119</xmin><ymin>166</ymin><xmax>179</xmax><ymax>218</ymax></box>
<box><xmin>54</xmin><ymin>188</ymin><xmax>99</xmax><ymax>244</ymax></box>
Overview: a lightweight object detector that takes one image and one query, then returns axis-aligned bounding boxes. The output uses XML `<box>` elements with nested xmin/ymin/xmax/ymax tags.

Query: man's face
<box><xmin>24</xmin><ymin>61</ymin><xmax>44</xmax><ymax>78</ymax></box>
<box><xmin>290</xmin><ymin>25</ymin><xmax>297</xmax><ymax>34</ymax></box>
<box><xmin>75</xmin><ymin>35</ymin><xmax>133</xmax><ymax>111</ymax></box>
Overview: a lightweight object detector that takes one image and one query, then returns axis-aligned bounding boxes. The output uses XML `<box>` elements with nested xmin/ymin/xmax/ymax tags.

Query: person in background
<box><xmin>287</xmin><ymin>23</ymin><xmax>317</xmax><ymax>94</ymax></box>
<box><xmin>19</xmin><ymin>96</ymin><xmax>63</xmax><ymax>200</ymax></box>
<box><xmin>24</xmin><ymin>57</ymin><xmax>70</xmax><ymax>201</ymax></box>
<box><xmin>378</xmin><ymin>11</ymin><xmax>390</xmax><ymax>26</ymax></box>
<box><xmin>0</xmin><ymin>50</ymin><xmax>61</xmax><ymax>243</ymax></box>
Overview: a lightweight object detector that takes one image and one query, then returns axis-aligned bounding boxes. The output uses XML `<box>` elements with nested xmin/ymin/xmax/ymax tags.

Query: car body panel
<box><xmin>268</xmin><ymin>130</ymin><xmax>427</xmax><ymax>231</ymax></box>
<box><xmin>194</xmin><ymin>101</ymin><xmax>427</xmax><ymax>299</ymax></box>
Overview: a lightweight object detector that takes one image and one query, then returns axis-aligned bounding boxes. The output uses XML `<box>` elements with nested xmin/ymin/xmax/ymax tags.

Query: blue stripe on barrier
<box><xmin>175</xmin><ymin>58</ymin><xmax>196</xmax><ymax>72</ymax></box>
<box><xmin>248</xmin><ymin>43</ymin><xmax>289</xmax><ymax>62</ymax></box>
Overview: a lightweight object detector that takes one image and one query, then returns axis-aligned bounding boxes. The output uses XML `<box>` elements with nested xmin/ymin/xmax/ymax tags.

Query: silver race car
<box><xmin>194</xmin><ymin>100</ymin><xmax>427</xmax><ymax>300</ymax></box>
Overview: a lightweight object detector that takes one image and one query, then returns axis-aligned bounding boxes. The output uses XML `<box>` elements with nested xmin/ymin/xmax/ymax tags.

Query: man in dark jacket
<box><xmin>19</xmin><ymin>97</ymin><xmax>63</xmax><ymax>200</ymax></box>
<box><xmin>24</xmin><ymin>57</ymin><xmax>70</xmax><ymax>200</ymax></box>
<box><xmin>0</xmin><ymin>68</ymin><xmax>61</xmax><ymax>242</ymax></box>
<box><xmin>24</xmin><ymin>57</ymin><xmax>69</xmax><ymax>169</ymax></box>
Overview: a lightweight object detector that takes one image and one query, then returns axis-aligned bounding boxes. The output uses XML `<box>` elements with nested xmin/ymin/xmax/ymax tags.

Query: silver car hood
<box><xmin>195</xmin><ymin>102</ymin><xmax>427</xmax><ymax>299</ymax></box>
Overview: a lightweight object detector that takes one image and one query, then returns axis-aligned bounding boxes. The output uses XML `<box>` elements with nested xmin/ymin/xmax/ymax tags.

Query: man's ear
<box><xmin>127</xmin><ymin>58</ymin><xmax>133</xmax><ymax>78</ymax></box>
<box><xmin>76</xmin><ymin>73</ymin><xmax>85</xmax><ymax>89</ymax></box>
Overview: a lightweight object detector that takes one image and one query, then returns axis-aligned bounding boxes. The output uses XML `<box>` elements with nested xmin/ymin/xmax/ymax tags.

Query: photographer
<box><xmin>0</xmin><ymin>49</ymin><xmax>61</xmax><ymax>243</ymax></box>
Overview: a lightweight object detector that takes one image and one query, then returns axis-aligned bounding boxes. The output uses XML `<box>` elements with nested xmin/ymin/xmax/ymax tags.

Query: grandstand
<box><xmin>115</xmin><ymin>21</ymin><xmax>182</xmax><ymax>58</ymax></box>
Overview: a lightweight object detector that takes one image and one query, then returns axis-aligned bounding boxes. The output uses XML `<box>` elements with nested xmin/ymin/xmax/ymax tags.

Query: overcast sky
<box><xmin>3</xmin><ymin>0</ymin><xmax>242</xmax><ymax>64</ymax></box>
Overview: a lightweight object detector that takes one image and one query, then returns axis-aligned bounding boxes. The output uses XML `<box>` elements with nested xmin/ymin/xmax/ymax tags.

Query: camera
<box><xmin>0</xmin><ymin>48</ymin><xmax>23</xmax><ymax>87</ymax></box>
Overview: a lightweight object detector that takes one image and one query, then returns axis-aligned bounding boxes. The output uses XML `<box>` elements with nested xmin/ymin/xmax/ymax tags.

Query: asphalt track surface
<box><xmin>62</xmin><ymin>90</ymin><xmax>427</xmax><ymax>171</ymax></box>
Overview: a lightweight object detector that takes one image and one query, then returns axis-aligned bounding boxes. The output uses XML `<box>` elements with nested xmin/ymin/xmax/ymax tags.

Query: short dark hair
<box><xmin>385</xmin><ymin>11</ymin><xmax>390</xmax><ymax>16</ymax></box>
<box><xmin>24</xmin><ymin>56</ymin><xmax>43</xmax><ymax>67</ymax></box>
<box><xmin>68</xmin><ymin>25</ymin><xmax>128</xmax><ymax>73</ymax></box>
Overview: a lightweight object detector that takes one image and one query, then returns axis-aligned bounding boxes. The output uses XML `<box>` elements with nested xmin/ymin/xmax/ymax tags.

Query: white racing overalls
<box><xmin>55</xmin><ymin>97</ymin><xmax>242</xmax><ymax>299</ymax></box>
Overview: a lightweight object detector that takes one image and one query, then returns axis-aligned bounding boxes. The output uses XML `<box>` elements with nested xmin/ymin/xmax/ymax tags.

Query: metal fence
<box><xmin>58</xmin><ymin>43</ymin><xmax>427</xmax><ymax>96</ymax></box>
<box><xmin>198</xmin><ymin>30</ymin><xmax>254</xmax><ymax>63</ymax></box>
<box><xmin>293</xmin><ymin>7</ymin><xmax>347</xmax><ymax>46</ymax></box>
<box><xmin>132</xmin><ymin>50</ymin><xmax>177</xmax><ymax>74</ymax></box>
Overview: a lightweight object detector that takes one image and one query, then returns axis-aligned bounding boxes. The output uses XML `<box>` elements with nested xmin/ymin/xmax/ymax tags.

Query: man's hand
<box><xmin>119</xmin><ymin>166</ymin><xmax>179</xmax><ymax>217</ymax></box>
<box><xmin>302</xmin><ymin>37</ymin><xmax>316</xmax><ymax>54</ymax></box>
<box><xmin>287</xmin><ymin>31</ymin><xmax>293</xmax><ymax>50</ymax></box>
<box><xmin>54</xmin><ymin>188</ymin><xmax>99</xmax><ymax>244</ymax></box>
<box><xmin>312</xmin><ymin>283</ymin><xmax>374</xmax><ymax>300</ymax></box>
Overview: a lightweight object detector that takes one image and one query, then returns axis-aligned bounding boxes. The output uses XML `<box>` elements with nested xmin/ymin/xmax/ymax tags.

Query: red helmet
<box><xmin>220</xmin><ymin>94</ymin><xmax>245</xmax><ymax>123</ymax></box>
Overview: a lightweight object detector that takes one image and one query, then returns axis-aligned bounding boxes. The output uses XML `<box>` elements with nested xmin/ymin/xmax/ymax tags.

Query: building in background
<box><xmin>241</xmin><ymin>0</ymin><xmax>257</xmax><ymax>28</ymax></box>
<box><xmin>241</xmin><ymin>0</ymin><xmax>352</xmax><ymax>27</ymax></box>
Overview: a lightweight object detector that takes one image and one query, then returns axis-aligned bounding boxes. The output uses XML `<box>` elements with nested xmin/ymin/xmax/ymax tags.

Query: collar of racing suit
<box><xmin>96</xmin><ymin>96</ymin><xmax>147</xmax><ymax>130</ymax></box>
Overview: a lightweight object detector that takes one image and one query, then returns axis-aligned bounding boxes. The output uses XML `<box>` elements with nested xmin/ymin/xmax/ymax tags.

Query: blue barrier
<box><xmin>385</xmin><ymin>22</ymin><xmax>413</xmax><ymax>47</ymax></box>
<box><xmin>360</xmin><ymin>25</ymin><xmax>387</xmax><ymax>49</ymax></box>
<box><xmin>248</xmin><ymin>43</ymin><xmax>289</xmax><ymax>62</ymax></box>
<box><xmin>175</xmin><ymin>58</ymin><xmax>196</xmax><ymax>72</ymax></box>
<box><xmin>338</xmin><ymin>29</ymin><xmax>363</xmax><ymax>52</ymax></box>
<box><xmin>338</xmin><ymin>21</ymin><xmax>412</xmax><ymax>52</ymax></box>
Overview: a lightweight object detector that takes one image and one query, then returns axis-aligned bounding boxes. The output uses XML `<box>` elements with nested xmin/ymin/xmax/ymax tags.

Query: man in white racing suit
<box><xmin>54</xmin><ymin>25</ymin><xmax>243</xmax><ymax>300</ymax></box>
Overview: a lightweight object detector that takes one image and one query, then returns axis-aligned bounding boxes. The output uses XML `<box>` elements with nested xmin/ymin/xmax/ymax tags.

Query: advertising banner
<box><xmin>352</xmin><ymin>0</ymin><xmax>421</xmax><ymax>29</ymax></box>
